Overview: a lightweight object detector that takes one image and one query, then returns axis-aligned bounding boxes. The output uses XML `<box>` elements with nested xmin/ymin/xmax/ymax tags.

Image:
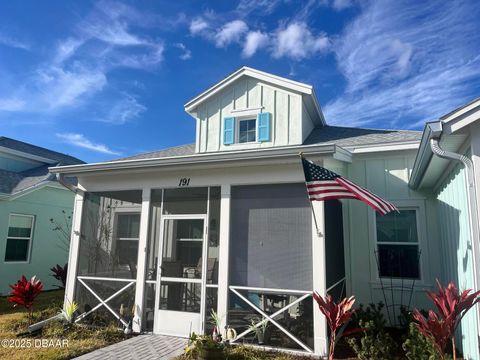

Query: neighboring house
<box><xmin>50</xmin><ymin>67</ymin><xmax>480</xmax><ymax>358</ymax></box>
<box><xmin>0</xmin><ymin>137</ymin><xmax>83</xmax><ymax>295</ymax></box>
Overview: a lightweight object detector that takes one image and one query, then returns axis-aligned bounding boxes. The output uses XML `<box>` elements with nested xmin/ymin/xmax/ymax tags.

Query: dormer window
<box><xmin>223</xmin><ymin>112</ymin><xmax>271</xmax><ymax>145</ymax></box>
<box><xmin>238</xmin><ymin>118</ymin><xmax>256</xmax><ymax>143</ymax></box>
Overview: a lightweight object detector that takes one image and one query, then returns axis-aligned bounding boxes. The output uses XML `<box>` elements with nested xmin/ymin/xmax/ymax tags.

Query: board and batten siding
<box><xmin>194</xmin><ymin>76</ymin><xmax>312</xmax><ymax>153</ymax></box>
<box><xmin>344</xmin><ymin>151</ymin><xmax>442</xmax><ymax>314</ymax></box>
<box><xmin>436</xmin><ymin>161</ymin><xmax>479</xmax><ymax>360</ymax></box>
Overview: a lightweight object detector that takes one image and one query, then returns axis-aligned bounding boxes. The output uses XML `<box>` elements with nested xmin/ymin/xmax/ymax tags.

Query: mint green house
<box><xmin>51</xmin><ymin>68</ymin><xmax>480</xmax><ymax>358</ymax></box>
<box><xmin>0</xmin><ymin>137</ymin><xmax>83</xmax><ymax>295</ymax></box>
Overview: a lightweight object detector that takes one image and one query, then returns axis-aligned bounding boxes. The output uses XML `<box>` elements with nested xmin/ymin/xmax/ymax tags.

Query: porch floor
<box><xmin>74</xmin><ymin>334</ymin><xmax>187</xmax><ymax>360</ymax></box>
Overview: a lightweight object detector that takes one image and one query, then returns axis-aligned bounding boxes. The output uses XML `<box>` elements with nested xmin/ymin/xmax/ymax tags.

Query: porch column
<box><xmin>217</xmin><ymin>184</ymin><xmax>231</xmax><ymax>329</ymax></box>
<box><xmin>133</xmin><ymin>188</ymin><xmax>151</xmax><ymax>333</ymax></box>
<box><xmin>312</xmin><ymin>200</ymin><xmax>327</xmax><ymax>356</ymax></box>
<box><xmin>64</xmin><ymin>190</ymin><xmax>84</xmax><ymax>309</ymax></box>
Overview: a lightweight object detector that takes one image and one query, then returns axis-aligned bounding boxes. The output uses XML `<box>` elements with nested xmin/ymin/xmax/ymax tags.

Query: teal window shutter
<box><xmin>223</xmin><ymin>117</ymin><xmax>235</xmax><ymax>145</ymax></box>
<box><xmin>257</xmin><ymin>112</ymin><xmax>271</xmax><ymax>142</ymax></box>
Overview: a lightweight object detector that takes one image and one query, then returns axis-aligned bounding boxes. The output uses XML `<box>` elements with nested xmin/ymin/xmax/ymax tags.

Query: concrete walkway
<box><xmin>75</xmin><ymin>334</ymin><xmax>187</xmax><ymax>360</ymax></box>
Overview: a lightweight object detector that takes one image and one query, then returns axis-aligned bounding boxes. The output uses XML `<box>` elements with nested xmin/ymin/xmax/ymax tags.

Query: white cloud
<box><xmin>0</xmin><ymin>97</ymin><xmax>26</xmax><ymax>111</ymax></box>
<box><xmin>54</xmin><ymin>38</ymin><xmax>84</xmax><ymax>63</ymax></box>
<box><xmin>236</xmin><ymin>0</ymin><xmax>283</xmax><ymax>15</ymax></box>
<box><xmin>175</xmin><ymin>43</ymin><xmax>192</xmax><ymax>60</ymax></box>
<box><xmin>215</xmin><ymin>20</ymin><xmax>248</xmax><ymax>48</ymax></box>
<box><xmin>37</xmin><ymin>65</ymin><xmax>107</xmax><ymax>109</ymax></box>
<box><xmin>242</xmin><ymin>31</ymin><xmax>269</xmax><ymax>58</ymax></box>
<box><xmin>190</xmin><ymin>18</ymin><xmax>209</xmax><ymax>35</ymax></box>
<box><xmin>325</xmin><ymin>1</ymin><xmax>480</xmax><ymax>128</ymax></box>
<box><xmin>102</xmin><ymin>94</ymin><xmax>146</xmax><ymax>124</ymax></box>
<box><xmin>84</xmin><ymin>19</ymin><xmax>144</xmax><ymax>46</ymax></box>
<box><xmin>56</xmin><ymin>133</ymin><xmax>121</xmax><ymax>155</ymax></box>
<box><xmin>332</xmin><ymin>0</ymin><xmax>354</xmax><ymax>11</ymax></box>
<box><xmin>0</xmin><ymin>34</ymin><xmax>30</xmax><ymax>50</ymax></box>
<box><xmin>273</xmin><ymin>22</ymin><xmax>329</xmax><ymax>59</ymax></box>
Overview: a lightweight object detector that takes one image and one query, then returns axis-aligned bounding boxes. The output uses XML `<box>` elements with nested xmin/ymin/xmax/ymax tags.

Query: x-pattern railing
<box><xmin>75</xmin><ymin>276</ymin><xmax>136</xmax><ymax>327</ymax></box>
<box><xmin>229</xmin><ymin>286</ymin><xmax>313</xmax><ymax>353</ymax></box>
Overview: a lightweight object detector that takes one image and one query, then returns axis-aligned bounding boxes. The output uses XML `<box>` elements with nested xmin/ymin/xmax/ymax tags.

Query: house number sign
<box><xmin>178</xmin><ymin>178</ymin><xmax>191</xmax><ymax>187</ymax></box>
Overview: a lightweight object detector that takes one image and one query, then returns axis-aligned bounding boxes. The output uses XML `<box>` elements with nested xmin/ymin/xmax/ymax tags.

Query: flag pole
<box><xmin>299</xmin><ymin>152</ymin><xmax>322</xmax><ymax>237</ymax></box>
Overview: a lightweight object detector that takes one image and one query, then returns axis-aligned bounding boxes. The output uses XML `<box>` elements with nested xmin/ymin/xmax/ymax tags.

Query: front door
<box><xmin>154</xmin><ymin>215</ymin><xmax>208</xmax><ymax>336</ymax></box>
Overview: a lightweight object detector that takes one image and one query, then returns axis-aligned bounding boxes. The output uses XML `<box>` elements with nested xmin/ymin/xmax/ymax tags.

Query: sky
<box><xmin>0</xmin><ymin>0</ymin><xmax>479</xmax><ymax>163</ymax></box>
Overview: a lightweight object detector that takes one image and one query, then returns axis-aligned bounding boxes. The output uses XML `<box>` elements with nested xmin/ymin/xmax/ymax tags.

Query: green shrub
<box><xmin>347</xmin><ymin>319</ymin><xmax>397</xmax><ymax>360</ymax></box>
<box><xmin>402</xmin><ymin>322</ymin><xmax>453</xmax><ymax>360</ymax></box>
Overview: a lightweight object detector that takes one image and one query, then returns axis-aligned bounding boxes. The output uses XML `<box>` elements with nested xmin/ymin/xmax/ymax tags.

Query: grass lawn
<box><xmin>0</xmin><ymin>290</ymin><xmax>129</xmax><ymax>360</ymax></box>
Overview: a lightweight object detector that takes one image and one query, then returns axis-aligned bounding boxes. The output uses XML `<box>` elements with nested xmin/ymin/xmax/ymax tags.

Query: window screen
<box><xmin>376</xmin><ymin>210</ymin><xmax>420</xmax><ymax>279</ymax></box>
<box><xmin>230</xmin><ymin>183</ymin><xmax>312</xmax><ymax>290</ymax></box>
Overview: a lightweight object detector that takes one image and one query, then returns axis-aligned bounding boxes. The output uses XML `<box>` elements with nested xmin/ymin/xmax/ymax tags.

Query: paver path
<box><xmin>75</xmin><ymin>334</ymin><xmax>187</xmax><ymax>360</ymax></box>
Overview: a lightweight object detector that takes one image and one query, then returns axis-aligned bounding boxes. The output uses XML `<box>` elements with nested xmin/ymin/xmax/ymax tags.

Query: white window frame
<box><xmin>236</xmin><ymin>116</ymin><xmax>257</xmax><ymax>144</ymax></box>
<box><xmin>368</xmin><ymin>200</ymin><xmax>430</xmax><ymax>286</ymax></box>
<box><xmin>4</xmin><ymin>213</ymin><xmax>35</xmax><ymax>264</ymax></box>
<box><xmin>113</xmin><ymin>212</ymin><xmax>141</xmax><ymax>266</ymax></box>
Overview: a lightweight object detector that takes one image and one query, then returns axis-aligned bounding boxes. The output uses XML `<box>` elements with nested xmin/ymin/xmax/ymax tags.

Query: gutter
<box><xmin>429</xmin><ymin>128</ymin><xmax>480</xmax><ymax>349</ymax></box>
<box><xmin>49</xmin><ymin>143</ymin><xmax>341</xmax><ymax>175</ymax></box>
<box><xmin>56</xmin><ymin>173</ymin><xmax>78</xmax><ymax>193</ymax></box>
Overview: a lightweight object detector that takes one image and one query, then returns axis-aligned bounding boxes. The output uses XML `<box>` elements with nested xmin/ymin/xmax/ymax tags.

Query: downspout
<box><xmin>55</xmin><ymin>172</ymin><xmax>78</xmax><ymax>193</ymax></box>
<box><xmin>430</xmin><ymin>137</ymin><xmax>480</xmax><ymax>352</ymax></box>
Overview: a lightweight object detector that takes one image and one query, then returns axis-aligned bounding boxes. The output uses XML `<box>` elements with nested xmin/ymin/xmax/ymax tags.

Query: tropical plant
<box><xmin>50</xmin><ymin>263</ymin><xmax>68</xmax><ymax>288</ymax></box>
<box><xmin>248</xmin><ymin>318</ymin><xmax>269</xmax><ymax>344</ymax></box>
<box><xmin>184</xmin><ymin>333</ymin><xmax>224</xmax><ymax>359</ymax></box>
<box><xmin>61</xmin><ymin>301</ymin><xmax>78</xmax><ymax>323</ymax></box>
<box><xmin>412</xmin><ymin>280</ymin><xmax>480</xmax><ymax>360</ymax></box>
<box><xmin>313</xmin><ymin>292</ymin><xmax>355</xmax><ymax>360</ymax></box>
<box><xmin>209</xmin><ymin>309</ymin><xmax>222</xmax><ymax>335</ymax></box>
<box><xmin>8</xmin><ymin>275</ymin><xmax>44</xmax><ymax>322</ymax></box>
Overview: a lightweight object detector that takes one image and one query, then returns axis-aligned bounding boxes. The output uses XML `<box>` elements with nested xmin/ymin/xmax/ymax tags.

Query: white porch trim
<box><xmin>64</xmin><ymin>191</ymin><xmax>84</xmax><ymax>310</ymax></box>
<box><xmin>133</xmin><ymin>188</ymin><xmax>151</xmax><ymax>332</ymax></box>
<box><xmin>217</xmin><ymin>184</ymin><xmax>231</xmax><ymax>328</ymax></box>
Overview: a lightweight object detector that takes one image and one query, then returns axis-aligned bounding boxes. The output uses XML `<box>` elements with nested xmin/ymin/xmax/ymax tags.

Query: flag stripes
<box><xmin>301</xmin><ymin>157</ymin><xmax>398</xmax><ymax>215</ymax></box>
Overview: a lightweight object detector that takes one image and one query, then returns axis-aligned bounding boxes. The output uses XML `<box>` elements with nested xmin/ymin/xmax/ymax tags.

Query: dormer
<box><xmin>184</xmin><ymin>67</ymin><xmax>325</xmax><ymax>153</ymax></box>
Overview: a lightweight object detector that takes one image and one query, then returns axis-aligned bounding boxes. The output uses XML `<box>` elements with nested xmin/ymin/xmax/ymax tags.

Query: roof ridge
<box><xmin>114</xmin><ymin>143</ymin><xmax>195</xmax><ymax>161</ymax></box>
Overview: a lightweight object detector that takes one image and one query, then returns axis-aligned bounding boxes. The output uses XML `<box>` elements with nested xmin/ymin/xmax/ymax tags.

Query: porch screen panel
<box><xmin>77</xmin><ymin>190</ymin><xmax>142</xmax><ymax>279</ymax></box>
<box><xmin>230</xmin><ymin>183</ymin><xmax>312</xmax><ymax>290</ymax></box>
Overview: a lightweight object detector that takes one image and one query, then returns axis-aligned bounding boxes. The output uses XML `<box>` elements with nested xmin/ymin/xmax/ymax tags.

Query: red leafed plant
<box><xmin>8</xmin><ymin>275</ymin><xmax>44</xmax><ymax>322</ymax></box>
<box><xmin>313</xmin><ymin>292</ymin><xmax>356</xmax><ymax>360</ymax></box>
<box><xmin>50</xmin><ymin>263</ymin><xmax>68</xmax><ymax>288</ymax></box>
<box><xmin>413</xmin><ymin>280</ymin><xmax>480</xmax><ymax>360</ymax></box>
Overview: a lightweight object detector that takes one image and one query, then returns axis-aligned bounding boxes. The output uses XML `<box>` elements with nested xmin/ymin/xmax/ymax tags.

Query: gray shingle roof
<box><xmin>116</xmin><ymin>143</ymin><xmax>196</xmax><ymax>161</ymax></box>
<box><xmin>114</xmin><ymin>126</ymin><xmax>421</xmax><ymax>162</ymax></box>
<box><xmin>304</xmin><ymin>125</ymin><xmax>422</xmax><ymax>147</ymax></box>
<box><xmin>0</xmin><ymin>137</ymin><xmax>83</xmax><ymax>196</ymax></box>
<box><xmin>0</xmin><ymin>137</ymin><xmax>84</xmax><ymax>165</ymax></box>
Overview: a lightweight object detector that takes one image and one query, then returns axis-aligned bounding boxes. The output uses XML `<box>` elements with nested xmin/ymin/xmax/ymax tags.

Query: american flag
<box><xmin>302</xmin><ymin>157</ymin><xmax>398</xmax><ymax>215</ymax></box>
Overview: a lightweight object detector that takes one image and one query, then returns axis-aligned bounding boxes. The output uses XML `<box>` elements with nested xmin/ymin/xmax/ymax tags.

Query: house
<box><xmin>50</xmin><ymin>67</ymin><xmax>480</xmax><ymax>358</ymax></box>
<box><xmin>0</xmin><ymin>137</ymin><xmax>83</xmax><ymax>295</ymax></box>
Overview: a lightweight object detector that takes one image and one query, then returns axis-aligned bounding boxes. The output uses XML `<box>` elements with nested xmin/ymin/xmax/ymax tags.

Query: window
<box><xmin>376</xmin><ymin>210</ymin><xmax>420</xmax><ymax>279</ymax></box>
<box><xmin>5</xmin><ymin>214</ymin><xmax>34</xmax><ymax>262</ymax></box>
<box><xmin>238</xmin><ymin>118</ymin><xmax>256</xmax><ymax>143</ymax></box>
<box><xmin>115</xmin><ymin>213</ymin><xmax>140</xmax><ymax>267</ymax></box>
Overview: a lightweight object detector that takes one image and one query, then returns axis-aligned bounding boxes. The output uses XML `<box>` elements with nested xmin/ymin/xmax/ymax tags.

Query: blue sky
<box><xmin>1</xmin><ymin>0</ymin><xmax>479</xmax><ymax>162</ymax></box>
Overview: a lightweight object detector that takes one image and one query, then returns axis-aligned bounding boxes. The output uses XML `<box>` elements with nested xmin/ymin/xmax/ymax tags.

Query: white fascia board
<box><xmin>440</xmin><ymin>97</ymin><xmax>480</xmax><ymax>122</ymax></box>
<box><xmin>184</xmin><ymin>66</ymin><xmax>313</xmax><ymax>114</ymax></box>
<box><xmin>49</xmin><ymin>143</ymin><xmax>347</xmax><ymax>175</ymax></box>
<box><xmin>441</xmin><ymin>100</ymin><xmax>480</xmax><ymax>135</ymax></box>
<box><xmin>0</xmin><ymin>146</ymin><xmax>56</xmax><ymax>164</ymax></box>
<box><xmin>347</xmin><ymin>141</ymin><xmax>420</xmax><ymax>154</ymax></box>
<box><xmin>409</xmin><ymin>121</ymin><xmax>443</xmax><ymax>189</ymax></box>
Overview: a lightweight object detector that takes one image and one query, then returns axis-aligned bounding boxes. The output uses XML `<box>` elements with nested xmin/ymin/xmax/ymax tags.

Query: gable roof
<box><xmin>184</xmin><ymin>66</ymin><xmax>325</xmax><ymax>126</ymax></box>
<box><xmin>0</xmin><ymin>137</ymin><xmax>83</xmax><ymax>197</ymax></box>
<box><xmin>110</xmin><ymin>125</ymin><xmax>421</xmax><ymax>163</ymax></box>
<box><xmin>0</xmin><ymin>137</ymin><xmax>84</xmax><ymax>165</ymax></box>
